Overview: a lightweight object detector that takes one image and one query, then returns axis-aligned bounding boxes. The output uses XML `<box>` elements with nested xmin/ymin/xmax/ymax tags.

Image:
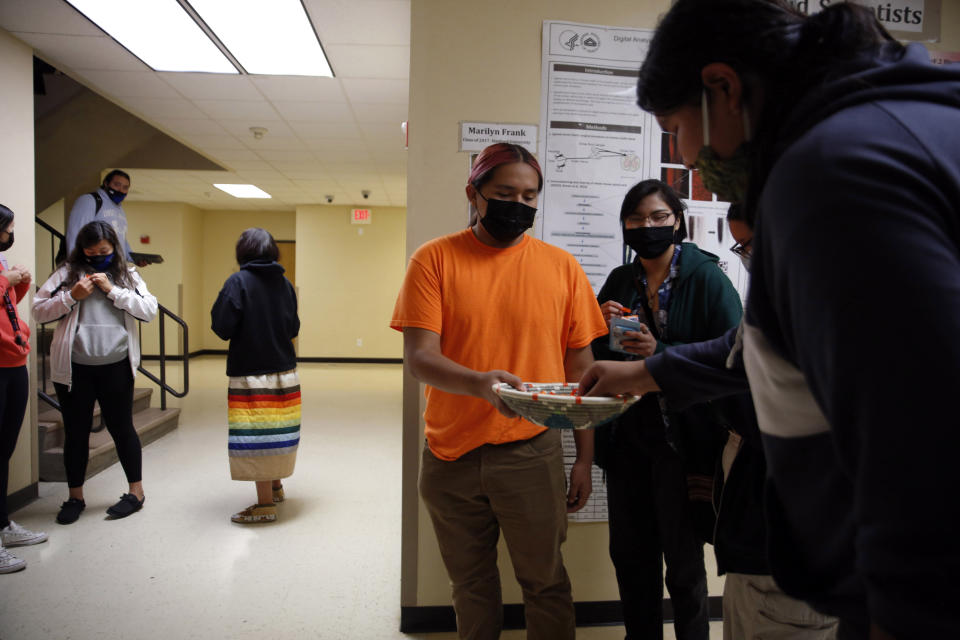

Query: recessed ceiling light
<box><xmin>188</xmin><ymin>0</ymin><xmax>334</xmax><ymax>76</ymax></box>
<box><xmin>64</xmin><ymin>0</ymin><xmax>238</xmax><ymax>73</ymax></box>
<box><xmin>214</xmin><ymin>184</ymin><xmax>272</xmax><ymax>198</ymax></box>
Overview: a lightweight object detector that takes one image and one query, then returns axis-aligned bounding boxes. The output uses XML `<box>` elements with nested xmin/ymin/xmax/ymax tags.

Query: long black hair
<box><xmin>66</xmin><ymin>221</ymin><xmax>134</xmax><ymax>288</ymax></box>
<box><xmin>637</xmin><ymin>0</ymin><xmax>900</xmax><ymax>220</ymax></box>
<box><xmin>619</xmin><ymin>179</ymin><xmax>688</xmax><ymax>241</ymax></box>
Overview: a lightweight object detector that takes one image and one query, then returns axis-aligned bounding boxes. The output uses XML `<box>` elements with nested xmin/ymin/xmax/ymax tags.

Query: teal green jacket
<box><xmin>592</xmin><ymin>242</ymin><xmax>743</xmax><ymax>536</ymax></box>
<box><xmin>594</xmin><ymin>242</ymin><xmax>742</xmax><ymax>360</ymax></box>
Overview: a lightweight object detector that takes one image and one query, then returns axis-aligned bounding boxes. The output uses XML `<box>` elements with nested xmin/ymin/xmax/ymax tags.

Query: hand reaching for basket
<box><xmin>577</xmin><ymin>360</ymin><xmax>661</xmax><ymax>398</ymax></box>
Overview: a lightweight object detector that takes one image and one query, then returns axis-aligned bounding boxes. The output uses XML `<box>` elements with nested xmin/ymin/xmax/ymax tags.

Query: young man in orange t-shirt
<box><xmin>392</xmin><ymin>144</ymin><xmax>607</xmax><ymax>639</ymax></box>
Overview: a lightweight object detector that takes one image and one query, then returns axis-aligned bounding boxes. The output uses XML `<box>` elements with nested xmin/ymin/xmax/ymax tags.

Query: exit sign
<box><xmin>351</xmin><ymin>208</ymin><xmax>371</xmax><ymax>224</ymax></box>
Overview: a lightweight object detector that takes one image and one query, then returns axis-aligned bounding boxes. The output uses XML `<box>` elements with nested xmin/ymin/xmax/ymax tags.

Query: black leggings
<box><xmin>0</xmin><ymin>365</ymin><xmax>29</xmax><ymax>528</ymax></box>
<box><xmin>54</xmin><ymin>359</ymin><xmax>142</xmax><ymax>489</ymax></box>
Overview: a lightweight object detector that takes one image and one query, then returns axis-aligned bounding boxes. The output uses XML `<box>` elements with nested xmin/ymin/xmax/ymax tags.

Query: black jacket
<box><xmin>746</xmin><ymin>43</ymin><xmax>960</xmax><ymax>636</ymax></box>
<box><xmin>211</xmin><ymin>261</ymin><xmax>299</xmax><ymax>377</ymax></box>
<box><xmin>646</xmin><ymin>327</ymin><xmax>767</xmax><ymax>576</ymax></box>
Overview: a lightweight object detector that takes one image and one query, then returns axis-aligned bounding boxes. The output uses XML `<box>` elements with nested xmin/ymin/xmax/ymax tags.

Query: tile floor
<box><xmin>0</xmin><ymin>358</ymin><xmax>721</xmax><ymax>639</ymax></box>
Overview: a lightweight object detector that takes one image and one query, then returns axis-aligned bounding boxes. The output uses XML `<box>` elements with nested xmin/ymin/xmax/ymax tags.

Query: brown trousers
<box><xmin>419</xmin><ymin>429</ymin><xmax>575</xmax><ymax>640</ymax></box>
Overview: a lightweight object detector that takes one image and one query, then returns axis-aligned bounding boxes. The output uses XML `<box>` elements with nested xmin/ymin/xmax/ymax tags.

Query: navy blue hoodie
<box><xmin>744</xmin><ymin>43</ymin><xmax>960</xmax><ymax>636</ymax></box>
<box><xmin>211</xmin><ymin>261</ymin><xmax>299</xmax><ymax>377</ymax></box>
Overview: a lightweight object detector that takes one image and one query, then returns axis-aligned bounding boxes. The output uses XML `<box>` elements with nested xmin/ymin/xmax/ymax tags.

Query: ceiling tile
<box><xmin>18</xmin><ymin>33</ymin><xmax>148</xmax><ymax>71</ymax></box>
<box><xmin>271</xmin><ymin>100</ymin><xmax>355</xmax><ymax>123</ymax></box>
<box><xmin>219</xmin><ymin>120</ymin><xmax>295</xmax><ymax>138</ymax></box>
<box><xmin>75</xmin><ymin>70</ymin><xmax>179</xmax><ymax>99</ymax></box>
<box><xmin>153</xmin><ymin>118</ymin><xmax>230</xmax><ymax>136</ymax></box>
<box><xmin>287</xmin><ymin>121</ymin><xmax>362</xmax><ymax>139</ymax></box>
<box><xmin>177</xmin><ymin>133</ymin><xmax>248</xmax><ymax>150</ymax></box>
<box><xmin>235</xmin><ymin>170</ymin><xmax>287</xmax><ymax>181</ymax></box>
<box><xmin>256</xmin><ymin>150</ymin><xmax>316</xmax><ymax>164</ymax></box>
<box><xmin>340</xmin><ymin>78</ymin><xmax>408</xmax><ymax>105</ymax></box>
<box><xmin>321</xmin><ymin>162</ymin><xmax>370</xmax><ymax>177</ymax></box>
<box><xmin>312</xmin><ymin>147</ymin><xmax>372</xmax><ymax>163</ymax></box>
<box><xmin>221</xmin><ymin>159</ymin><xmax>276</xmax><ymax>172</ymax></box>
<box><xmin>159</xmin><ymin>73</ymin><xmax>261</xmax><ymax>101</ymax></box>
<box><xmin>360</xmin><ymin>123</ymin><xmax>406</xmax><ymax>147</ymax></box>
<box><xmin>324</xmin><ymin>45</ymin><xmax>409</xmax><ymax>79</ymax></box>
<box><xmin>304</xmin><ymin>1</ymin><xmax>410</xmax><ymax>46</ymax></box>
<box><xmin>350</xmin><ymin>101</ymin><xmax>407</xmax><ymax>124</ymax></box>
<box><xmin>124</xmin><ymin>97</ymin><xmax>208</xmax><ymax>119</ymax></box>
<box><xmin>250</xmin><ymin>76</ymin><xmax>346</xmax><ymax>102</ymax></box>
<box><xmin>280</xmin><ymin>169</ymin><xmax>332</xmax><ymax>180</ymax></box>
<box><xmin>205</xmin><ymin>149</ymin><xmax>263</xmax><ymax>163</ymax></box>
<box><xmin>194</xmin><ymin>99</ymin><xmax>281</xmax><ymax>121</ymax></box>
<box><xmin>242</xmin><ymin>136</ymin><xmax>308</xmax><ymax>152</ymax></box>
<box><xmin>0</xmin><ymin>0</ymin><xmax>103</xmax><ymax>35</ymax></box>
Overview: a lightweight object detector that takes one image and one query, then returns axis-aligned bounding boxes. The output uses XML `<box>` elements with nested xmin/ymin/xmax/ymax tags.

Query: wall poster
<box><xmin>538</xmin><ymin>20</ymin><xmax>749</xmax><ymax>522</ymax></box>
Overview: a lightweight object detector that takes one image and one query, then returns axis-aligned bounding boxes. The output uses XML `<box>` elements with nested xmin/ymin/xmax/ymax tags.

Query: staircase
<box><xmin>37</xmin><ymin>385</ymin><xmax>181</xmax><ymax>482</ymax></box>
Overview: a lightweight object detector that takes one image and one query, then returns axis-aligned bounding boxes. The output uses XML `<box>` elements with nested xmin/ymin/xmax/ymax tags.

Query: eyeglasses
<box><xmin>626</xmin><ymin>212</ymin><xmax>675</xmax><ymax>227</ymax></box>
<box><xmin>729</xmin><ymin>238</ymin><xmax>753</xmax><ymax>258</ymax></box>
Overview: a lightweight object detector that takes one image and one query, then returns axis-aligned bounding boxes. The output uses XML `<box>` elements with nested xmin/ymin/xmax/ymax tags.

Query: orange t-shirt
<box><xmin>391</xmin><ymin>229</ymin><xmax>607</xmax><ymax>460</ymax></box>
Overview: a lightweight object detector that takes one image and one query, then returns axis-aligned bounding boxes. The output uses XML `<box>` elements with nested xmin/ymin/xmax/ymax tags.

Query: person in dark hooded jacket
<box><xmin>212</xmin><ymin>228</ymin><xmax>300</xmax><ymax>524</ymax></box>
<box><xmin>581</xmin><ymin>1</ymin><xmax>960</xmax><ymax>637</ymax></box>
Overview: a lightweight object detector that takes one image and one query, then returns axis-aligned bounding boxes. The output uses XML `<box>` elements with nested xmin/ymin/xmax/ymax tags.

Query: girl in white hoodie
<box><xmin>33</xmin><ymin>221</ymin><xmax>157</xmax><ymax>525</ymax></box>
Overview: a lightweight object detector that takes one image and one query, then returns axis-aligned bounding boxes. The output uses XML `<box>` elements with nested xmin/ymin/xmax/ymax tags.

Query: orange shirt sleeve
<box><xmin>565</xmin><ymin>256</ymin><xmax>608</xmax><ymax>349</ymax></box>
<box><xmin>390</xmin><ymin>246</ymin><xmax>442</xmax><ymax>335</ymax></box>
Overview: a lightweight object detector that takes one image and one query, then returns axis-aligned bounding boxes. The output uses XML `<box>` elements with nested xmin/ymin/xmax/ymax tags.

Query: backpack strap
<box><xmin>90</xmin><ymin>192</ymin><xmax>103</xmax><ymax>215</ymax></box>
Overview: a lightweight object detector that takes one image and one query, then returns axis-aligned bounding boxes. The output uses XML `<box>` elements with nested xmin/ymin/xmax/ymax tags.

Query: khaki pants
<box><xmin>723</xmin><ymin>573</ymin><xmax>839</xmax><ymax>640</ymax></box>
<box><xmin>419</xmin><ymin>430</ymin><xmax>575</xmax><ymax>640</ymax></box>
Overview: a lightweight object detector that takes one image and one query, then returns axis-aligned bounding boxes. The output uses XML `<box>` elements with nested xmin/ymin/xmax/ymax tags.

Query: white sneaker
<box><xmin>0</xmin><ymin>546</ymin><xmax>26</xmax><ymax>573</ymax></box>
<box><xmin>1</xmin><ymin>521</ymin><xmax>49</xmax><ymax>547</ymax></box>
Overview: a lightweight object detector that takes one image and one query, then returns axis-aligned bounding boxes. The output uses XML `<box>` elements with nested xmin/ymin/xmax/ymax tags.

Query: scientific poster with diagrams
<box><xmin>539</xmin><ymin>21</ymin><xmax>747</xmax><ymax>522</ymax></box>
<box><xmin>537</xmin><ymin>20</ymin><xmax>748</xmax><ymax>302</ymax></box>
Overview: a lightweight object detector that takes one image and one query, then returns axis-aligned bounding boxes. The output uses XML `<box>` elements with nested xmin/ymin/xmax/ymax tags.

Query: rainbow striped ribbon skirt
<box><xmin>227</xmin><ymin>369</ymin><xmax>300</xmax><ymax>481</ymax></box>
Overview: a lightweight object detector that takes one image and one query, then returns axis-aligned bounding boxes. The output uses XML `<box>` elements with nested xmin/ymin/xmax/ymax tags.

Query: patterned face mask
<box><xmin>693</xmin><ymin>90</ymin><xmax>753</xmax><ymax>203</ymax></box>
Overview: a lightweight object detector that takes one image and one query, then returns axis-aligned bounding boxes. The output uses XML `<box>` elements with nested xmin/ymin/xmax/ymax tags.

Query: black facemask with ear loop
<box><xmin>0</xmin><ymin>231</ymin><xmax>13</xmax><ymax>252</ymax></box>
<box><xmin>474</xmin><ymin>189</ymin><xmax>537</xmax><ymax>242</ymax></box>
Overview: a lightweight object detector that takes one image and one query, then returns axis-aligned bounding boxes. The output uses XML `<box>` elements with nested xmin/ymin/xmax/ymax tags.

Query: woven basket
<box><xmin>492</xmin><ymin>382</ymin><xmax>638</xmax><ymax>430</ymax></box>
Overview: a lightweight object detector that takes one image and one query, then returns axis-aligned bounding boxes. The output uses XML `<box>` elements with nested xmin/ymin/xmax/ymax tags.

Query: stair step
<box><xmin>37</xmin><ymin>388</ymin><xmax>154</xmax><ymax>450</ymax></box>
<box><xmin>38</xmin><ymin>407</ymin><xmax>180</xmax><ymax>483</ymax></box>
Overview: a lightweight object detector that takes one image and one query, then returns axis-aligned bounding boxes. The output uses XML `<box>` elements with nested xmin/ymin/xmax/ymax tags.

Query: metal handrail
<box><xmin>136</xmin><ymin>302</ymin><xmax>189</xmax><ymax>410</ymax></box>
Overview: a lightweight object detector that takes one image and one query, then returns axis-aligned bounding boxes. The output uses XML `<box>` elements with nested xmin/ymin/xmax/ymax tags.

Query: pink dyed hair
<box><xmin>468</xmin><ymin>143</ymin><xmax>543</xmax><ymax>192</ymax></box>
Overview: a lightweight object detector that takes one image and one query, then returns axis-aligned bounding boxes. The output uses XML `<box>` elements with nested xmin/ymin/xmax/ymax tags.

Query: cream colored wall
<box><xmin>1</xmin><ymin>28</ymin><xmax>38</xmax><ymax>498</ymax></box>
<box><xmin>295</xmin><ymin>205</ymin><xmax>405</xmax><ymax>359</ymax></box>
<box><xmin>405</xmin><ymin>0</ymin><xmax>677</xmax><ymax>608</ymax></box>
<box><xmin>200</xmin><ymin>210</ymin><xmax>296</xmax><ymax>350</ymax></box>
<box><xmin>125</xmin><ymin>201</ymin><xmax>198</xmax><ymax>356</ymax></box>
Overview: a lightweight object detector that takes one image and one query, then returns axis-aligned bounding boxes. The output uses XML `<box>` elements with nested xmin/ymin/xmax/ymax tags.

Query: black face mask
<box><xmin>0</xmin><ymin>232</ymin><xmax>13</xmax><ymax>252</ymax></box>
<box><xmin>476</xmin><ymin>192</ymin><xmax>537</xmax><ymax>242</ymax></box>
<box><xmin>623</xmin><ymin>225</ymin><xmax>675</xmax><ymax>259</ymax></box>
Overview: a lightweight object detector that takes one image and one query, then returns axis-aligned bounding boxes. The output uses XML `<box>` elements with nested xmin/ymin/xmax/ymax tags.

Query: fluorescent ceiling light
<box><xmin>65</xmin><ymin>0</ymin><xmax>237</xmax><ymax>73</ymax></box>
<box><xmin>189</xmin><ymin>0</ymin><xmax>334</xmax><ymax>76</ymax></box>
<box><xmin>214</xmin><ymin>184</ymin><xmax>272</xmax><ymax>198</ymax></box>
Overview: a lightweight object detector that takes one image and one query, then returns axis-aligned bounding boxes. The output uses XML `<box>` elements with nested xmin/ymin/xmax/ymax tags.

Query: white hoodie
<box><xmin>32</xmin><ymin>265</ymin><xmax>157</xmax><ymax>389</ymax></box>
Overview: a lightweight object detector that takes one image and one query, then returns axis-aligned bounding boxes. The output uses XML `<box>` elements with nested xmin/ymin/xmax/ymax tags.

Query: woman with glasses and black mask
<box><xmin>592</xmin><ymin>179</ymin><xmax>741</xmax><ymax>640</ymax></box>
<box><xmin>33</xmin><ymin>221</ymin><xmax>157</xmax><ymax>526</ymax></box>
